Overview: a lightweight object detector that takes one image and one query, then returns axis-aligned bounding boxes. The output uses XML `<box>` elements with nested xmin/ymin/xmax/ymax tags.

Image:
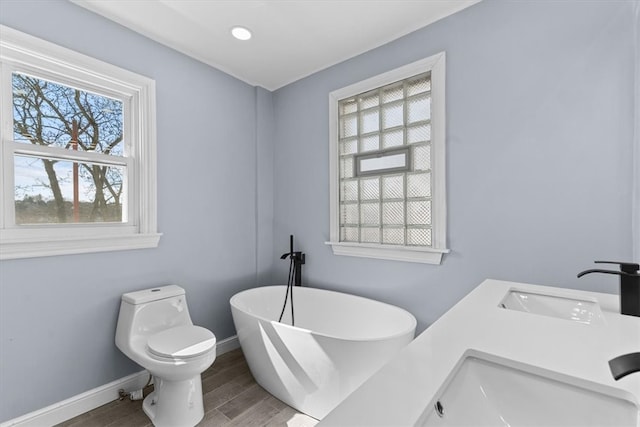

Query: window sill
<box><xmin>0</xmin><ymin>232</ymin><xmax>162</xmax><ymax>260</ymax></box>
<box><xmin>325</xmin><ymin>241</ymin><xmax>449</xmax><ymax>264</ymax></box>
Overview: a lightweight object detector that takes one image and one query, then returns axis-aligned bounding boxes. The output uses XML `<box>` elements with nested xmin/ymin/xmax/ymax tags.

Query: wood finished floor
<box><xmin>57</xmin><ymin>349</ymin><xmax>318</xmax><ymax>427</ymax></box>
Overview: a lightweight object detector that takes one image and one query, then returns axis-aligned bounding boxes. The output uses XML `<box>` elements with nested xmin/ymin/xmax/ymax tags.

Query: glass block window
<box><xmin>338</xmin><ymin>73</ymin><xmax>433</xmax><ymax>246</ymax></box>
<box><xmin>328</xmin><ymin>53</ymin><xmax>448</xmax><ymax>264</ymax></box>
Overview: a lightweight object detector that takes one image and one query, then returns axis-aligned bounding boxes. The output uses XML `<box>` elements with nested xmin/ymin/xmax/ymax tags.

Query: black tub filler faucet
<box><xmin>280</xmin><ymin>235</ymin><xmax>305</xmax><ymax>287</ymax></box>
<box><xmin>577</xmin><ymin>261</ymin><xmax>640</xmax><ymax>317</ymax></box>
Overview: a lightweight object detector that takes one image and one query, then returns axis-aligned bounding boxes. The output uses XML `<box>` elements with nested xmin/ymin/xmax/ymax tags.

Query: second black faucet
<box><xmin>577</xmin><ymin>261</ymin><xmax>640</xmax><ymax>317</ymax></box>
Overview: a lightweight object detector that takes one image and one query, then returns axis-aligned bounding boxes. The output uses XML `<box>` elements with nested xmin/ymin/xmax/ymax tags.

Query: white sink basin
<box><xmin>417</xmin><ymin>351</ymin><xmax>638</xmax><ymax>426</ymax></box>
<box><xmin>500</xmin><ymin>289</ymin><xmax>605</xmax><ymax>325</ymax></box>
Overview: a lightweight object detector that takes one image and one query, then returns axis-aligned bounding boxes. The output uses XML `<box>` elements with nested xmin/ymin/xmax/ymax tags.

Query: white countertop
<box><xmin>319</xmin><ymin>279</ymin><xmax>640</xmax><ymax>426</ymax></box>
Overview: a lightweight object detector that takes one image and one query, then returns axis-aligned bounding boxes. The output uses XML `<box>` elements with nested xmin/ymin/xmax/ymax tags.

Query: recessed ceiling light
<box><xmin>231</xmin><ymin>26</ymin><xmax>252</xmax><ymax>41</ymax></box>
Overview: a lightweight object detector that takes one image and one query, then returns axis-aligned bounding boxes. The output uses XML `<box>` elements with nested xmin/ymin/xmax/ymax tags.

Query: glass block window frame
<box><xmin>328</xmin><ymin>53</ymin><xmax>449</xmax><ymax>264</ymax></box>
<box><xmin>0</xmin><ymin>25</ymin><xmax>160</xmax><ymax>259</ymax></box>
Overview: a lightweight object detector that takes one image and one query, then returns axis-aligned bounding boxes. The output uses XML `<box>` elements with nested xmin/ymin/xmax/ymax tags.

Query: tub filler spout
<box><xmin>280</xmin><ymin>234</ymin><xmax>305</xmax><ymax>286</ymax></box>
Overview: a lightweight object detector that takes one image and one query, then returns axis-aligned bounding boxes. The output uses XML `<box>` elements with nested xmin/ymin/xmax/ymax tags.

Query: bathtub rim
<box><xmin>230</xmin><ymin>285</ymin><xmax>417</xmax><ymax>343</ymax></box>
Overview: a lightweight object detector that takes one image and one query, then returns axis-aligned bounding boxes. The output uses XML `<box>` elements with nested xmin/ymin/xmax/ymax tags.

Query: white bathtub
<box><xmin>230</xmin><ymin>285</ymin><xmax>417</xmax><ymax>419</ymax></box>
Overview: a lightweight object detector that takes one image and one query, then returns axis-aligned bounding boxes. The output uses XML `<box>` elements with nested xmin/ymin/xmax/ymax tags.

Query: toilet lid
<box><xmin>147</xmin><ymin>326</ymin><xmax>216</xmax><ymax>359</ymax></box>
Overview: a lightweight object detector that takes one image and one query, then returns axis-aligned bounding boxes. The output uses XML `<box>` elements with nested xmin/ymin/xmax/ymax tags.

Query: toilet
<box><xmin>115</xmin><ymin>285</ymin><xmax>216</xmax><ymax>427</ymax></box>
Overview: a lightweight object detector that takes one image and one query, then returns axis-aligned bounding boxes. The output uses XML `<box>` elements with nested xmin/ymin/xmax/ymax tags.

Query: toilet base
<box><xmin>142</xmin><ymin>375</ymin><xmax>205</xmax><ymax>427</ymax></box>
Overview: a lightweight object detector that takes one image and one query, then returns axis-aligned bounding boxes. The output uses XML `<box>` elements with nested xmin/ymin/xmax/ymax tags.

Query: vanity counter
<box><xmin>319</xmin><ymin>279</ymin><xmax>640</xmax><ymax>426</ymax></box>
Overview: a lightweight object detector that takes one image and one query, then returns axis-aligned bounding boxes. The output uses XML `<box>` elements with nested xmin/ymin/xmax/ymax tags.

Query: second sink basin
<box><xmin>417</xmin><ymin>351</ymin><xmax>638</xmax><ymax>426</ymax></box>
<box><xmin>499</xmin><ymin>289</ymin><xmax>605</xmax><ymax>325</ymax></box>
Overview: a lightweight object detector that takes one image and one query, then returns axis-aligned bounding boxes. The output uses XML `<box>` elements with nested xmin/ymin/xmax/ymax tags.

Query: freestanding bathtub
<box><xmin>230</xmin><ymin>285</ymin><xmax>417</xmax><ymax>419</ymax></box>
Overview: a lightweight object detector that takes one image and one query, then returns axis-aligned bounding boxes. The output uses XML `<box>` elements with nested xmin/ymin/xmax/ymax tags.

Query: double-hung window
<box><xmin>0</xmin><ymin>25</ymin><xmax>160</xmax><ymax>259</ymax></box>
<box><xmin>328</xmin><ymin>53</ymin><xmax>449</xmax><ymax>264</ymax></box>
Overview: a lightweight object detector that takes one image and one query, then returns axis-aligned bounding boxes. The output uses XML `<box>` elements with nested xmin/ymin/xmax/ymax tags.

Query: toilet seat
<box><xmin>146</xmin><ymin>325</ymin><xmax>216</xmax><ymax>359</ymax></box>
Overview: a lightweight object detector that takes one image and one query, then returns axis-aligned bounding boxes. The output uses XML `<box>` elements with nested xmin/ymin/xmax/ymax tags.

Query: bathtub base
<box><xmin>241</xmin><ymin>324</ymin><xmax>412</xmax><ymax>419</ymax></box>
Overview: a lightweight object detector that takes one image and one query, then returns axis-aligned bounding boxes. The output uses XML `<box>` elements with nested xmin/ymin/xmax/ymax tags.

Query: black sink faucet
<box><xmin>577</xmin><ymin>261</ymin><xmax>640</xmax><ymax>317</ymax></box>
<box><xmin>609</xmin><ymin>353</ymin><xmax>640</xmax><ymax>380</ymax></box>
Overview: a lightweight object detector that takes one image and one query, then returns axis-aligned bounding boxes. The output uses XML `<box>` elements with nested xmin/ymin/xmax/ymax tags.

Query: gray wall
<box><xmin>0</xmin><ymin>0</ymin><xmax>267</xmax><ymax>421</ymax></box>
<box><xmin>256</xmin><ymin>87</ymin><xmax>277</xmax><ymax>283</ymax></box>
<box><xmin>0</xmin><ymin>0</ymin><xmax>637</xmax><ymax>422</ymax></box>
<box><xmin>635</xmin><ymin>0</ymin><xmax>640</xmax><ymax>261</ymax></box>
<box><xmin>271</xmin><ymin>0</ymin><xmax>637</xmax><ymax>330</ymax></box>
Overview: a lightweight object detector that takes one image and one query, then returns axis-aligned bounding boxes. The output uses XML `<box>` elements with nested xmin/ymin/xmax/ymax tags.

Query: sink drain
<box><xmin>434</xmin><ymin>400</ymin><xmax>444</xmax><ymax>418</ymax></box>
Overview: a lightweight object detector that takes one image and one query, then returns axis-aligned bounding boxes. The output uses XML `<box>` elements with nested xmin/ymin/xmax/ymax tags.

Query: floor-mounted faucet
<box><xmin>577</xmin><ymin>261</ymin><xmax>640</xmax><ymax>317</ymax></box>
<box><xmin>280</xmin><ymin>234</ymin><xmax>305</xmax><ymax>286</ymax></box>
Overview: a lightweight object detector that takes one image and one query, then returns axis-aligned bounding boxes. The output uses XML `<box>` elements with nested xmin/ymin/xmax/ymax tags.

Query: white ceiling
<box><xmin>71</xmin><ymin>0</ymin><xmax>480</xmax><ymax>91</ymax></box>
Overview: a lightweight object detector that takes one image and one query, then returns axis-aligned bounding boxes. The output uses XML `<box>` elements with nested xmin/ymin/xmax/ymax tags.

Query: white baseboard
<box><xmin>216</xmin><ymin>333</ymin><xmax>240</xmax><ymax>355</ymax></box>
<box><xmin>0</xmin><ymin>371</ymin><xmax>150</xmax><ymax>427</ymax></box>
<box><xmin>0</xmin><ymin>335</ymin><xmax>239</xmax><ymax>427</ymax></box>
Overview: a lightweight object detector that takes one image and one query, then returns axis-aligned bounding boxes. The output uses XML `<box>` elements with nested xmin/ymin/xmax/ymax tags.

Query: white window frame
<box><xmin>327</xmin><ymin>53</ymin><xmax>449</xmax><ymax>264</ymax></box>
<box><xmin>0</xmin><ymin>25</ymin><xmax>160</xmax><ymax>260</ymax></box>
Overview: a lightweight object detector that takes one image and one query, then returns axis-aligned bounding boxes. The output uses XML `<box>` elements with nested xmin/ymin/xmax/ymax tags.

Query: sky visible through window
<box><xmin>12</xmin><ymin>73</ymin><xmax>125</xmax><ymax>223</ymax></box>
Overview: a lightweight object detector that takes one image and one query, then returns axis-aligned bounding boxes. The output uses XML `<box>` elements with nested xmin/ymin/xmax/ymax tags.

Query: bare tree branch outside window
<box><xmin>12</xmin><ymin>73</ymin><xmax>125</xmax><ymax>224</ymax></box>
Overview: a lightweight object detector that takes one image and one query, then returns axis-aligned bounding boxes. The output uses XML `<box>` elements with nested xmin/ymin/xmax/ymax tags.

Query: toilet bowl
<box><xmin>115</xmin><ymin>285</ymin><xmax>216</xmax><ymax>427</ymax></box>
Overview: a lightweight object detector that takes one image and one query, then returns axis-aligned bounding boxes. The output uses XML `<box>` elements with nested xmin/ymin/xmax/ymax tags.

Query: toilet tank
<box><xmin>116</xmin><ymin>286</ymin><xmax>193</xmax><ymax>347</ymax></box>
